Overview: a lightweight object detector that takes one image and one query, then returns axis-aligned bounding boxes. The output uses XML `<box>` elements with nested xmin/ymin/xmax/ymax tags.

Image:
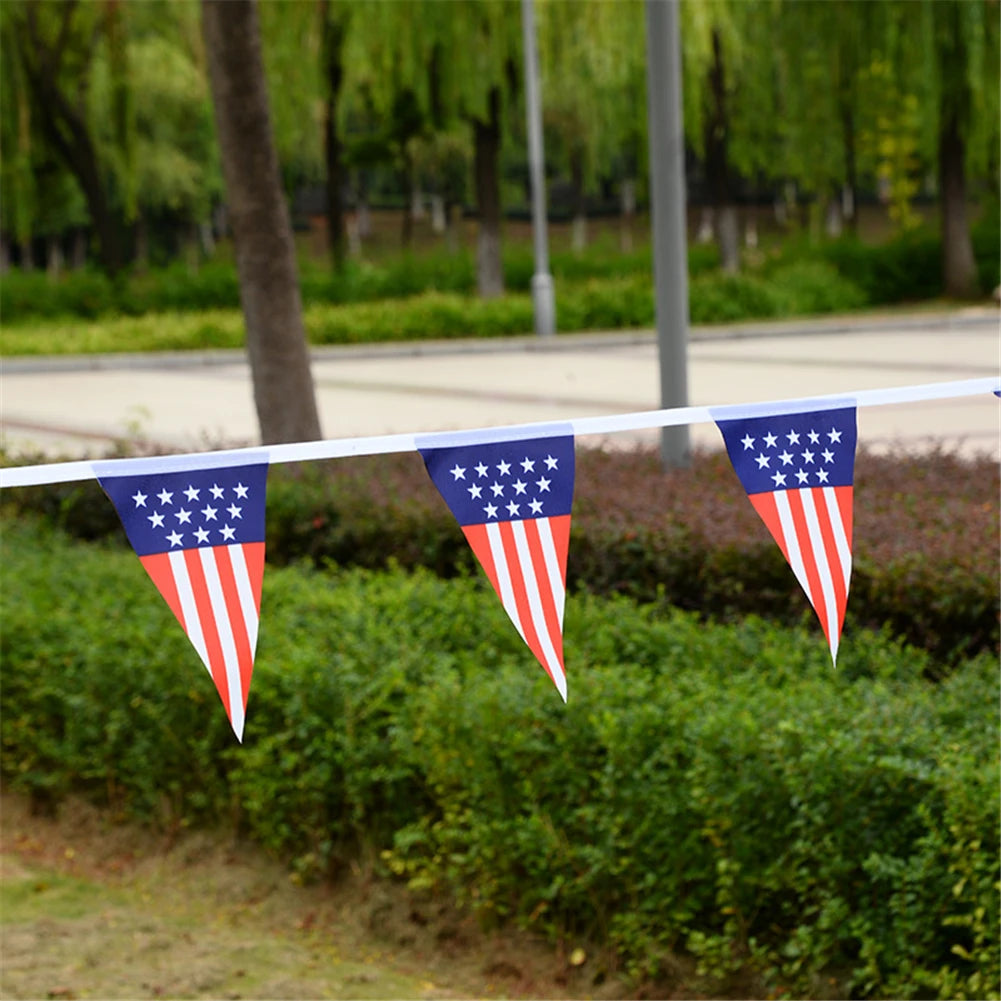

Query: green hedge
<box><xmin>1</xmin><ymin>517</ymin><xmax>997</xmax><ymax>1000</ymax></box>
<box><xmin>4</xmin><ymin>446</ymin><xmax>996</xmax><ymax>664</ymax></box>
<box><xmin>1</xmin><ymin>220</ymin><xmax>997</xmax><ymax>344</ymax></box>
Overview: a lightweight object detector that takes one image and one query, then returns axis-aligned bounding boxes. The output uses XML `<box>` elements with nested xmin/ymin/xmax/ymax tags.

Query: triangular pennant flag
<box><xmin>95</xmin><ymin>453</ymin><xmax>269</xmax><ymax>740</ymax></box>
<box><xmin>714</xmin><ymin>403</ymin><xmax>857</xmax><ymax>663</ymax></box>
<box><xmin>418</xmin><ymin>428</ymin><xmax>575</xmax><ymax>700</ymax></box>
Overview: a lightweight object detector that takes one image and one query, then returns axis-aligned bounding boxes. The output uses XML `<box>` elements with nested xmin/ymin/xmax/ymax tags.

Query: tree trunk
<box><xmin>17</xmin><ymin>6</ymin><xmax>129</xmax><ymax>276</ymax></box>
<box><xmin>202</xmin><ymin>0</ymin><xmax>322</xmax><ymax>445</ymax></box>
<box><xmin>473</xmin><ymin>86</ymin><xmax>504</xmax><ymax>298</ymax></box>
<box><xmin>704</xmin><ymin>28</ymin><xmax>739</xmax><ymax>273</ymax></box>
<box><xmin>320</xmin><ymin>0</ymin><xmax>348</xmax><ymax>272</ymax></box>
<box><xmin>570</xmin><ymin>150</ymin><xmax>587</xmax><ymax>253</ymax></box>
<box><xmin>939</xmin><ymin>113</ymin><xmax>978</xmax><ymax>299</ymax></box>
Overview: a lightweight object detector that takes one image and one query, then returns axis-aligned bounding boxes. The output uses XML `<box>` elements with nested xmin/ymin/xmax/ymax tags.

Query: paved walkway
<box><xmin>2</xmin><ymin>307</ymin><xmax>998</xmax><ymax>461</ymax></box>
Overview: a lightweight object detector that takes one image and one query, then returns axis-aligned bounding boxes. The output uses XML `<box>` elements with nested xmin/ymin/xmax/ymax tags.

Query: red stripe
<box><xmin>498</xmin><ymin>522</ymin><xmax>544</xmax><ymax>662</ymax></box>
<box><xmin>183</xmin><ymin>548</ymin><xmax>230</xmax><ymax>712</ymax></box>
<box><xmin>215</xmin><ymin>546</ymin><xmax>255</xmax><ymax>709</ymax></box>
<box><xmin>141</xmin><ymin>552</ymin><xmax>185</xmax><ymax>628</ymax></box>
<box><xmin>834</xmin><ymin>485</ymin><xmax>853</xmax><ymax>548</ymax></box>
<box><xmin>749</xmin><ymin>493</ymin><xmax>790</xmax><ymax>564</ymax></box>
<box><xmin>463</xmin><ymin>524</ymin><xmax>500</xmax><ymax>597</ymax></box>
<box><xmin>547</xmin><ymin>514</ymin><xmax>572</xmax><ymax>587</ymax></box>
<box><xmin>523</xmin><ymin>519</ymin><xmax>565</xmax><ymax>670</ymax></box>
<box><xmin>242</xmin><ymin>541</ymin><xmax>266</xmax><ymax>613</ymax></box>
<box><xmin>783</xmin><ymin>489</ymin><xmax>830</xmax><ymax>629</ymax></box>
<box><xmin>810</xmin><ymin>488</ymin><xmax>848</xmax><ymax>638</ymax></box>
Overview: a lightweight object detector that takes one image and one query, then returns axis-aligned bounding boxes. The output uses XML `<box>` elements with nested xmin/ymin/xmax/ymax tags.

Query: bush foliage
<box><xmin>4</xmin><ymin>446</ymin><xmax>996</xmax><ymax>664</ymax></box>
<box><xmin>1</xmin><ymin>517</ymin><xmax>997</xmax><ymax>1000</ymax></box>
<box><xmin>1</xmin><ymin>221</ymin><xmax>997</xmax><ymax>352</ymax></box>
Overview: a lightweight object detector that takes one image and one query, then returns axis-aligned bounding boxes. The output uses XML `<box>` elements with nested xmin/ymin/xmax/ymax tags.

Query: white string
<box><xmin>1</xmin><ymin>376</ymin><xmax>996</xmax><ymax>489</ymax></box>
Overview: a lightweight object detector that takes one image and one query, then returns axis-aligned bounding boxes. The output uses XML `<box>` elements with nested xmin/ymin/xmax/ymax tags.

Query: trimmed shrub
<box><xmin>1</xmin><ymin>517</ymin><xmax>998</xmax><ymax>999</ymax></box>
<box><xmin>6</xmin><ymin>445</ymin><xmax>993</xmax><ymax>663</ymax></box>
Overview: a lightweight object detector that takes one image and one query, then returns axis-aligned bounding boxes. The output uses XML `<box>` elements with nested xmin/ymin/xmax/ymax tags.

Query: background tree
<box><xmin>3</xmin><ymin>0</ymin><xmax>134</xmax><ymax>275</ymax></box>
<box><xmin>201</xmin><ymin>0</ymin><xmax>322</xmax><ymax>445</ymax></box>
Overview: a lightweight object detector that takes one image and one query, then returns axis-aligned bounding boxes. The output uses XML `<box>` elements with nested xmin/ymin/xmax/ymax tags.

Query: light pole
<box><xmin>521</xmin><ymin>0</ymin><xmax>555</xmax><ymax>338</ymax></box>
<box><xmin>645</xmin><ymin>0</ymin><xmax>691</xmax><ymax>467</ymax></box>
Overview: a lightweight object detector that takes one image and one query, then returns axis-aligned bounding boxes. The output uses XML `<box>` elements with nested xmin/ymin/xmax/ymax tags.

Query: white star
<box><xmin>227</xmin><ymin>504</ymin><xmax>242</xmax><ymax>519</ymax></box>
<box><xmin>755</xmin><ymin>453</ymin><xmax>771</xmax><ymax>469</ymax></box>
<box><xmin>513</xmin><ymin>479</ymin><xmax>527</xmax><ymax>495</ymax></box>
<box><xmin>210</xmin><ymin>484</ymin><xmax>224</xmax><ymax>500</ymax></box>
<box><xmin>741</xmin><ymin>433</ymin><xmax>755</xmax><ymax>450</ymax></box>
<box><xmin>795</xmin><ymin>469</ymin><xmax>809</xmax><ymax>484</ymax></box>
<box><xmin>779</xmin><ymin>450</ymin><xmax>793</xmax><ymax>466</ymax></box>
<box><xmin>474</xmin><ymin>462</ymin><xmax>488</xmax><ymax>478</ymax></box>
<box><xmin>148</xmin><ymin>511</ymin><xmax>165</xmax><ymax>529</ymax></box>
<box><xmin>544</xmin><ymin>455</ymin><xmax>558</xmax><ymax>470</ymax></box>
<box><xmin>233</xmin><ymin>483</ymin><xmax>249</xmax><ymax>499</ymax></box>
<box><xmin>828</xmin><ymin>427</ymin><xmax>843</xmax><ymax>443</ymax></box>
<box><xmin>157</xmin><ymin>489</ymin><xmax>173</xmax><ymax>505</ymax></box>
<box><xmin>763</xmin><ymin>432</ymin><xmax>778</xmax><ymax>448</ymax></box>
<box><xmin>468</xmin><ymin>484</ymin><xmax>483</xmax><ymax>500</ymax></box>
<box><xmin>176</xmin><ymin>509</ymin><xmax>192</xmax><ymax>524</ymax></box>
<box><xmin>497</xmin><ymin>460</ymin><xmax>511</xmax><ymax>476</ymax></box>
<box><xmin>786</xmin><ymin>430</ymin><xmax>800</xmax><ymax>445</ymax></box>
<box><xmin>484</xmin><ymin>503</ymin><xmax>498</xmax><ymax>519</ymax></box>
<box><xmin>521</xmin><ymin>457</ymin><xmax>535</xmax><ymax>473</ymax></box>
<box><xmin>771</xmin><ymin>471</ymin><xmax>787</xmax><ymax>487</ymax></box>
<box><xmin>807</xmin><ymin>429</ymin><xmax>820</xmax><ymax>444</ymax></box>
<box><xmin>201</xmin><ymin>505</ymin><xmax>218</xmax><ymax>521</ymax></box>
<box><xmin>194</xmin><ymin>527</ymin><xmax>210</xmax><ymax>544</ymax></box>
<box><xmin>490</xmin><ymin>481</ymin><xmax>505</xmax><ymax>497</ymax></box>
<box><xmin>801</xmin><ymin>449</ymin><xmax>815</xmax><ymax>464</ymax></box>
<box><xmin>220</xmin><ymin>524</ymin><xmax>236</xmax><ymax>541</ymax></box>
<box><xmin>183</xmin><ymin>485</ymin><xmax>199</xmax><ymax>502</ymax></box>
<box><xmin>816</xmin><ymin>469</ymin><xmax>830</xmax><ymax>483</ymax></box>
<box><xmin>536</xmin><ymin>477</ymin><xmax>551</xmax><ymax>492</ymax></box>
<box><xmin>506</xmin><ymin>501</ymin><xmax>520</xmax><ymax>517</ymax></box>
<box><xmin>450</xmin><ymin>464</ymin><xmax>466</xmax><ymax>481</ymax></box>
<box><xmin>132</xmin><ymin>491</ymin><xmax>147</xmax><ymax>508</ymax></box>
<box><xmin>166</xmin><ymin>531</ymin><xmax>184</xmax><ymax>548</ymax></box>
<box><xmin>529</xmin><ymin>499</ymin><xmax>543</xmax><ymax>515</ymax></box>
<box><xmin>822</xmin><ymin>448</ymin><xmax>835</xmax><ymax>463</ymax></box>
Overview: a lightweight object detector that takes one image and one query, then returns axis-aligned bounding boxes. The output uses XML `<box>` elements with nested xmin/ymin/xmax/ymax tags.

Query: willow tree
<box><xmin>921</xmin><ymin>0</ymin><xmax>998</xmax><ymax>298</ymax></box>
<box><xmin>202</xmin><ymin>0</ymin><xmax>322</xmax><ymax>445</ymax></box>
<box><xmin>536</xmin><ymin>0</ymin><xmax>646</xmax><ymax>251</ymax></box>
<box><xmin>3</xmin><ymin>0</ymin><xmax>135</xmax><ymax>274</ymax></box>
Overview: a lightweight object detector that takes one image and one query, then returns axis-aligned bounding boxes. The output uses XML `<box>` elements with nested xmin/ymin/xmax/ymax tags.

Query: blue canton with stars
<box><xmin>716</xmin><ymin>407</ymin><xmax>856</xmax><ymax>495</ymax></box>
<box><xmin>420</xmin><ymin>435</ymin><xmax>574</xmax><ymax>526</ymax></box>
<box><xmin>99</xmin><ymin>464</ymin><xmax>268</xmax><ymax>556</ymax></box>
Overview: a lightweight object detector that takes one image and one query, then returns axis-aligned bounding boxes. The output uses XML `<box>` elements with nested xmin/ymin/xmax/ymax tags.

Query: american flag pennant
<box><xmin>95</xmin><ymin>453</ymin><xmax>269</xmax><ymax>740</ymax></box>
<box><xmin>714</xmin><ymin>403</ymin><xmax>857</xmax><ymax>663</ymax></box>
<box><xmin>418</xmin><ymin>427</ymin><xmax>575</xmax><ymax>700</ymax></box>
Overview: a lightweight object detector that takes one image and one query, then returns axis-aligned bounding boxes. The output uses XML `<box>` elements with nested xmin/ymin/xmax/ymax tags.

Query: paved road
<box><xmin>2</xmin><ymin>307</ymin><xmax>998</xmax><ymax>461</ymax></box>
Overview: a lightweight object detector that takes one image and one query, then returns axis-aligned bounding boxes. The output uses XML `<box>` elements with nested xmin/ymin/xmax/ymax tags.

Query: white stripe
<box><xmin>1</xmin><ymin>377</ymin><xmax>993</xmax><ymax>487</ymax></box>
<box><xmin>199</xmin><ymin>548</ymin><xmax>245</xmax><ymax>741</ymax></box>
<box><xmin>799</xmin><ymin>489</ymin><xmax>840</xmax><ymax>658</ymax></box>
<box><xmin>822</xmin><ymin>486</ymin><xmax>852</xmax><ymax>597</ymax></box>
<box><xmin>168</xmin><ymin>550</ymin><xmax>210</xmax><ymax>673</ymax></box>
<box><xmin>228</xmin><ymin>543</ymin><xmax>260</xmax><ymax>656</ymax></box>
<box><xmin>486</xmin><ymin>522</ymin><xmax>525</xmax><ymax>642</ymax></box>
<box><xmin>773</xmin><ymin>491</ymin><xmax>813</xmax><ymax>606</ymax></box>
<box><xmin>535</xmin><ymin>517</ymin><xmax>566</xmax><ymax>630</ymax></box>
<box><xmin>512</xmin><ymin>520</ymin><xmax>567</xmax><ymax>701</ymax></box>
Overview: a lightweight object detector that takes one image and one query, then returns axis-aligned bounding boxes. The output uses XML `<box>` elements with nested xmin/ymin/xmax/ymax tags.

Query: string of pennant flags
<box><xmin>2</xmin><ymin>375</ymin><xmax>996</xmax><ymax>741</ymax></box>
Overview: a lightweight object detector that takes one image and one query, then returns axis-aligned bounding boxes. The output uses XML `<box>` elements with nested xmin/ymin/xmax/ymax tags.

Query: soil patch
<box><xmin>0</xmin><ymin>791</ymin><xmax>637</xmax><ymax>1000</ymax></box>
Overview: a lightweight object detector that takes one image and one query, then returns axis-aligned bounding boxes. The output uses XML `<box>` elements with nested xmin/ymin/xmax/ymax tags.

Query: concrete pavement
<box><xmin>1</xmin><ymin>307</ymin><xmax>998</xmax><ymax>462</ymax></box>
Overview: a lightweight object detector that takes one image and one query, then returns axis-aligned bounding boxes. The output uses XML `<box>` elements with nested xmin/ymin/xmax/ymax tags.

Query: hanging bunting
<box><xmin>95</xmin><ymin>453</ymin><xmax>269</xmax><ymax>740</ymax></box>
<box><xmin>418</xmin><ymin>426</ymin><xmax>575</xmax><ymax>700</ymax></box>
<box><xmin>714</xmin><ymin>402</ymin><xmax>857</xmax><ymax>663</ymax></box>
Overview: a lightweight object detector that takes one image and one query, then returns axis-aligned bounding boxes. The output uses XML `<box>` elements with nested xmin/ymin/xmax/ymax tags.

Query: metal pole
<box><xmin>521</xmin><ymin>0</ymin><xmax>555</xmax><ymax>337</ymax></box>
<box><xmin>645</xmin><ymin>0</ymin><xmax>690</xmax><ymax>467</ymax></box>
